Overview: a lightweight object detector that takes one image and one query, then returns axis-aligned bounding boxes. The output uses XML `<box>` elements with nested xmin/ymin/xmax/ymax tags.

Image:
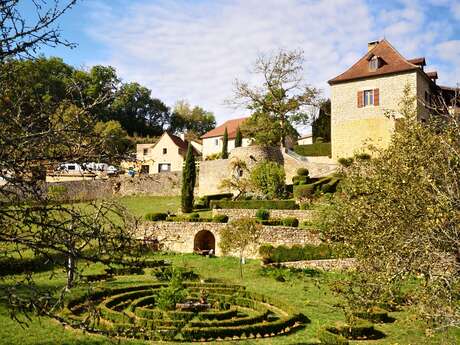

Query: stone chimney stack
<box><xmin>368</xmin><ymin>40</ymin><xmax>379</xmax><ymax>52</ymax></box>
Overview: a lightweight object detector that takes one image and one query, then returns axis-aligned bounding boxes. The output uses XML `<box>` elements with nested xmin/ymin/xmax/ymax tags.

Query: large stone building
<box><xmin>328</xmin><ymin>39</ymin><xmax>455</xmax><ymax>160</ymax></box>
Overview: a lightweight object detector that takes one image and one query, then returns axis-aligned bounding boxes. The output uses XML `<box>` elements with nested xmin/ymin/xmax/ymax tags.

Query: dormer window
<box><xmin>369</xmin><ymin>56</ymin><xmax>380</xmax><ymax>71</ymax></box>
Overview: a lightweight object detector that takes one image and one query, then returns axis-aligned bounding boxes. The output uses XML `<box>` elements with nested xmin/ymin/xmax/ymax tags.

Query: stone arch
<box><xmin>193</xmin><ymin>230</ymin><xmax>216</xmax><ymax>252</ymax></box>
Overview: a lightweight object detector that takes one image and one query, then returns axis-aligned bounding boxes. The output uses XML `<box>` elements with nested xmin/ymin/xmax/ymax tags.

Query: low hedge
<box><xmin>255</xmin><ymin>208</ymin><xmax>270</xmax><ymax>220</ymax></box>
<box><xmin>145</xmin><ymin>212</ymin><xmax>168</xmax><ymax>221</ymax></box>
<box><xmin>210</xmin><ymin>200</ymin><xmax>298</xmax><ymax>210</ymax></box>
<box><xmin>195</xmin><ymin>193</ymin><xmax>233</xmax><ymax>209</ymax></box>
<box><xmin>212</xmin><ymin>214</ymin><xmax>229</xmax><ymax>223</ymax></box>
<box><xmin>353</xmin><ymin>307</ymin><xmax>394</xmax><ymax>323</ymax></box>
<box><xmin>318</xmin><ymin>326</ymin><xmax>349</xmax><ymax>344</ymax></box>
<box><xmin>282</xmin><ymin>217</ymin><xmax>299</xmax><ymax>227</ymax></box>
<box><xmin>325</xmin><ymin>320</ymin><xmax>381</xmax><ymax>340</ymax></box>
<box><xmin>293</xmin><ymin>142</ymin><xmax>331</xmax><ymax>157</ymax></box>
<box><xmin>259</xmin><ymin>244</ymin><xmax>339</xmax><ymax>263</ymax></box>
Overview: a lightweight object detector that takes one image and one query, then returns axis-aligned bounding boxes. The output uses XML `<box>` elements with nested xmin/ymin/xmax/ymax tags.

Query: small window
<box><xmin>143</xmin><ymin>148</ymin><xmax>148</xmax><ymax>155</ymax></box>
<box><xmin>215</xmin><ymin>138</ymin><xmax>219</xmax><ymax>146</ymax></box>
<box><xmin>369</xmin><ymin>56</ymin><xmax>379</xmax><ymax>71</ymax></box>
<box><xmin>163</xmin><ymin>148</ymin><xmax>167</xmax><ymax>155</ymax></box>
<box><xmin>364</xmin><ymin>90</ymin><xmax>374</xmax><ymax>106</ymax></box>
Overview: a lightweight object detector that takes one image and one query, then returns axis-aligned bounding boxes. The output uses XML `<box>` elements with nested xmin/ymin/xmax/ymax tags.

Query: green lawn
<box><xmin>0</xmin><ymin>196</ymin><xmax>459</xmax><ymax>344</ymax></box>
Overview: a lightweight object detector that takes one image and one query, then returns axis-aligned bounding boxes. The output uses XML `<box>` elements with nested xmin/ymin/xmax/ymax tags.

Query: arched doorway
<box><xmin>194</xmin><ymin>230</ymin><xmax>216</xmax><ymax>253</ymax></box>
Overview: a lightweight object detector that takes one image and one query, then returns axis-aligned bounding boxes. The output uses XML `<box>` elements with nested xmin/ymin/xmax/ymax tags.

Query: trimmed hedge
<box><xmin>210</xmin><ymin>200</ymin><xmax>298</xmax><ymax>210</ymax></box>
<box><xmin>259</xmin><ymin>244</ymin><xmax>338</xmax><ymax>263</ymax></box>
<box><xmin>195</xmin><ymin>193</ymin><xmax>233</xmax><ymax>209</ymax></box>
<box><xmin>255</xmin><ymin>209</ymin><xmax>270</xmax><ymax>220</ymax></box>
<box><xmin>292</xmin><ymin>175</ymin><xmax>309</xmax><ymax>185</ymax></box>
<box><xmin>145</xmin><ymin>212</ymin><xmax>168</xmax><ymax>221</ymax></box>
<box><xmin>282</xmin><ymin>217</ymin><xmax>299</xmax><ymax>227</ymax></box>
<box><xmin>294</xmin><ymin>142</ymin><xmax>331</xmax><ymax>157</ymax></box>
<box><xmin>212</xmin><ymin>214</ymin><xmax>228</xmax><ymax>223</ymax></box>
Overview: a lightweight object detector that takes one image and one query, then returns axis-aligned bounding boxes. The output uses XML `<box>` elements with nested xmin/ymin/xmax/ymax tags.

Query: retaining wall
<box><xmin>212</xmin><ymin>209</ymin><xmax>316</xmax><ymax>222</ymax></box>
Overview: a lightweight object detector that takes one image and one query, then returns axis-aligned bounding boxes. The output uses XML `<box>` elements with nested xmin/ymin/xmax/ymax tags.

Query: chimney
<box><xmin>368</xmin><ymin>40</ymin><xmax>379</xmax><ymax>52</ymax></box>
<box><xmin>179</xmin><ymin>132</ymin><xmax>186</xmax><ymax>141</ymax></box>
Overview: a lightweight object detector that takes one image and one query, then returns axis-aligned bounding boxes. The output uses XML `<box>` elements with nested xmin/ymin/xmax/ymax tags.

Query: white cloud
<box><xmin>85</xmin><ymin>0</ymin><xmax>459</xmax><ymax>123</ymax></box>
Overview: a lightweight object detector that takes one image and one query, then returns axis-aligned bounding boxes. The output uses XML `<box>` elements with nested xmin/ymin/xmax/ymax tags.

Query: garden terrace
<box><xmin>61</xmin><ymin>282</ymin><xmax>307</xmax><ymax>342</ymax></box>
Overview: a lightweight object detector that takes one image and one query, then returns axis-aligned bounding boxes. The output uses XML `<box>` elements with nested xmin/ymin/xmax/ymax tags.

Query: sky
<box><xmin>30</xmin><ymin>0</ymin><xmax>460</xmax><ymax>125</ymax></box>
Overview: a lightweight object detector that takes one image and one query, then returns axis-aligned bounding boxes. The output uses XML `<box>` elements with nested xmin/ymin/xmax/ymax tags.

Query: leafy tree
<box><xmin>0</xmin><ymin>0</ymin><xmax>139</xmax><ymax>323</ymax></box>
<box><xmin>229</xmin><ymin>49</ymin><xmax>320</xmax><ymax>147</ymax></box>
<box><xmin>156</xmin><ymin>270</ymin><xmax>188</xmax><ymax>311</ymax></box>
<box><xmin>250</xmin><ymin>161</ymin><xmax>286</xmax><ymax>199</ymax></box>
<box><xmin>181</xmin><ymin>145</ymin><xmax>196</xmax><ymax>213</ymax></box>
<box><xmin>312</xmin><ymin>99</ymin><xmax>331</xmax><ymax>142</ymax></box>
<box><xmin>222</xmin><ymin>127</ymin><xmax>229</xmax><ymax>159</ymax></box>
<box><xmin>234</xmin><ymin>126</ymin><xmax>242</xmax><ymax>147</ymax></box>
<box><xmin>219</xmin><ymin>159</ymin><xmax>252</xmax><ymax>199</ymax></box>
<box><xmin>170</xmin><ymin>100</ymin><xmax>216</xmax><ymax>139</ymax></box>
<box><xmin>220</xmin><ymin>218</ymin><xmax>263</xmax><ymax>279</ymax></box>
<box><xmin>323</xmin><ymin>85</ymin><xmax>460</xmax><ymax>330</ymax></box>
<box><xmin>94</xmin><ymin>120</ymin><xmax>131</xmax><ymax>157</ymax></box>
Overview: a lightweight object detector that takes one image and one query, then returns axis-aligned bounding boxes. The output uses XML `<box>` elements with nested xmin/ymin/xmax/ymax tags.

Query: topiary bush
<box><xmin>292</xmin><ymin>175</ymin><xmax>309</xmax><ymax>185</ymax></box>
<box><xmin>294</xmin><ymin>184</ymin><xmax>315</xmax><ymax>200</ymax></box>
<box><xmin>282</xmin><ymin>217</ymin><xmax>299</xmax><ymax>227</ymax></box>
<box><xmin>338</xmin><ymin>157</ymin><xmax>354</xmax><ymax>167</ymax></box>
<box><xmin>255</xmin><ymin>208</ymin><xmax>270</xmax><ymax>220</ymax></box>
<box><xmin>189</xmin><ymin>213</ymin><xmax>200</xmax><ymax>219</ymax></box>
<box><xmin>145</xmin><ymin>212</ymin><xmax>168</xmax><ymax>221</ymax></box>
<box><xmin>212</xmin><ymin>214</ymin><xmax>229</xmax><ymax>223</ymax></box>
<box><xmin>297</xmin><ymin>168</ymin><xmax>309</xmax><ymax>176</ymax></box>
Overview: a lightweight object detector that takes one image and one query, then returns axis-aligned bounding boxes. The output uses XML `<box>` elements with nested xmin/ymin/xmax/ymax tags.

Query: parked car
<box><xmin>107</xmin><ymin>166</ymin><xmax>118</xmax><ymax>175</ymax></box>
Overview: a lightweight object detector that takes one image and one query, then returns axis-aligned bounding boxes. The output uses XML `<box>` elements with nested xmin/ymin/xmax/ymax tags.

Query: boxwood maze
<box><xmin>61</xmin><ymin>282</ymin><xmax>307</xmax><ymax>341</ymax></box>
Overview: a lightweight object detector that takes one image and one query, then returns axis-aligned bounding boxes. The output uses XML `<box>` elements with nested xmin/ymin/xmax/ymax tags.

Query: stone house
<box><xmin>136</xmin><ymin>132</ymin><xmax>200</xmax><ymax>174</ymax></box>
<box><xmin>328</xmin><ymin>39</ymin><xmax>455</xmax><ymax>161</ymax></box>
<box><xmin>200</xmin><ymin>117</ymin><xmax>251</xmax><ymax>159</ymax></box>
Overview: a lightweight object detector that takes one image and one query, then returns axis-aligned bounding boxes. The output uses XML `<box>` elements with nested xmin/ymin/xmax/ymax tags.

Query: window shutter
<box><xmin>374</xmin><ymin>88</ymin><xmax>379</xmax><ymax>106</ymax></box>
<box><xmin>357</xmin><ymin>91</ymin><xmax>364</xmax><ymax>108</ymax></box>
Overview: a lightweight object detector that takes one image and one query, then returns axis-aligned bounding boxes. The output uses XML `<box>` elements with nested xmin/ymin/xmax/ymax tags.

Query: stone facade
<box><xmin>139</xmin><ymin>221</ymin><xmax>321</xmax><ymax>258</ymax></box>
<box><xmin>212</xmin><ymin>209</ymin><xmax>316</xmax><ymax>222</ymax></box>
<box><xmin>46</xmin><ymin>172</ymin><xmax>181</xmax><ymax>202</ymax></box>
<box><xmin>270</xmin><ymin>258</ymin><xmax>356</xmax><ymax>271</ymax></box>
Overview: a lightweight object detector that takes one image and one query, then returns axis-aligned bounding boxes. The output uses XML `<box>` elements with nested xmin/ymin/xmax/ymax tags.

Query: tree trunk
<box><xmin>66</xmin><ymin>255</ymin><xmax>76</xmax><ymax>290</ymax></box>
<box><xmin>239</xmin><ymin>255</ymin><xmax>243</xmax><ymax>280</ymax></box>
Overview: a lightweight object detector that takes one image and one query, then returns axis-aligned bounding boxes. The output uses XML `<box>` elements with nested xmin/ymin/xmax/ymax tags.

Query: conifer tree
<box><xmin>235</xmin><ymin>126</ymin><xmax>242</xmax><ymax>147</ymax></box>
<box><xmin>181</xmin><ymin>145</ymin><xmax>196</xmax><ymax>213</ymax></box>
<box><xmin>222</xmin><ymin>127</ymin><xmax>229</xmax><ymax>158</ymax></box>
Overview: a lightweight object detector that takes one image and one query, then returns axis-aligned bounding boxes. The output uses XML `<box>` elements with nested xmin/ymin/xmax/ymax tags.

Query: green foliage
<box><xmin>212</xmin><ymin>214</ymin><xmax>229</xmax><ymax>223</ymax></box>
<box><xmin>170</xmin><ymin>100</ymin><xmax>216</xmax><ymax>138</ymax></box>
<box><xmin>337</xmin><ymin>157</ymin><xmax>354</xmax><ymax>167</ymax></box>
<box><xmin>222</xmin><ymin>127</ymin><xmax>229</xmax><ymax>159</ymax></box>
<box><xmin>354</xmin><ymin>152</ymin><xmax>371</xmax><ymax>161</ymax></box>
<box><xmin>144</xmin><ymin>212</ymin><xmax>168</xmax><ymax>221</ymax></box>
<box><xmin>294</xmin><ymin>142</ymin><xmax>331</xmax><ymax>157</ymax></box>
<box><xmin>294</xmin><ymin>184</ymin><xmax>315</xmax><ymax>200</ymax></box>
<box><xmin>323</xmin><ymin>84</ymin><xmax>460</xmax><ymax>328</ymax></box>
<box><xmin>93</xmin><ymin>120</ymin><xmax>131</xmax><ymax>156</ymax></box>
<box><xmin>250</xmin><ymin>161</ymin><xmax>286</xmax><ymax>199</ymax></box>
<box><xmin>234</xmin><ymin>126</ymin><xmax>242</xmax><ymax>147</ymax></box>
<box><xmin>258</xmin><ymin>244</ymin><xmax>339</xmax><ymax>263</ymax></box>
<box><xmin>255</xmin><ymin>208</ymin><xmax>270</xmax><ymax>220</ymax></box>
<box><xmin>282</xmin><ymin>217</ymin><xmax>299</xmax><ymax>227</ymax></box>
<box><xmin>156</xmin><ymin>273</ymin><xmax>188</xmax><ymax>311</ymax></box>
<box><xmin>312</xmin><ymin>99</ymin><xmax>331</xmax><ymax>142</ymax></box>
<box><xmin>181</xmin><ymin>145</ymin><xmax>196</xmax><ymax>213</ymax></box>
<box><xmin>296</xmin><ymin>168</ymin><xmax>309</xmax><ymax>176</ymax></box>
<box><xmin>189</xmin><ymin>212</ymin><xmax>200</xmax><ymax>219</ymax></box>
<box><xmin>292</xmin><ymin>175</ymin><xmax>309</xmax><ymax>185</ymax></box>
<box><xmin>200</xmin><ymin>193</ymin><xmax>233</xmax><ymax>208</ymax></box>
<box><xmin>210</xmin><ymin>199</ymin><xmax>298</xmax><ymax>210</ymax></box>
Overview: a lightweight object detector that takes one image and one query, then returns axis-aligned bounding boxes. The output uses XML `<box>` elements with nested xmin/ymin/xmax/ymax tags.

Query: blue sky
<box><xmin>29</xmin><ymin>0</ymin><xmax>460</xmax><ymax>124</ymax></box>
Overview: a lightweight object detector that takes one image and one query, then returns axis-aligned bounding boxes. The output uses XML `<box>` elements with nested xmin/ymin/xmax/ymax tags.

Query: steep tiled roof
<box><xmin>328</xmin><ymin>39</ymin><xmax>421</xmax><ymax>85</ymax></box>
<box><xmin>201</xmin><ymin>117</ymin><xmax>248</xmax><ymax>139</ymax></box>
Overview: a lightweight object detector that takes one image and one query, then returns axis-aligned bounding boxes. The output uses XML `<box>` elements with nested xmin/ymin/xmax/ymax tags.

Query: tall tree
<box><xmin>181</xmin><ymin>145</ymin><xmax>196</xmax><ymax>213</ymax></box>
<box><xmin>234</xmin><ymin>126</ymin><xmax>242</xmax><ymax>147</ymax></box>
<box><xmin>323</xmin><ymin>85</ymin><xmax>460</xmax><ymax>330</ymax></box>
<box><xmin>312</xmin><ymin>99</ymin><xmax>331</xmax><ymax>142</ymax></box>
<box><xmin>229</xmin><ymin>49</ymin><xmax>320</xmax><ymax>147</ymax></box>
<box><xmin>170</xmin><ymin>100</ymin><xmax>216</xmax><ymax>139</ymax></box>
<box><xmin>222</xmin><ymin>127</ymin><xmax>229</xmax><ymax>159</ymax></box>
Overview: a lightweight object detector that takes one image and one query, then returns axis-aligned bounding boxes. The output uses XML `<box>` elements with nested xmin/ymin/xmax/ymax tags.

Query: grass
<box><xmin>1</xmin><ymin>195</ymin><xmax>459</xmax><ymax>344</ymax></box>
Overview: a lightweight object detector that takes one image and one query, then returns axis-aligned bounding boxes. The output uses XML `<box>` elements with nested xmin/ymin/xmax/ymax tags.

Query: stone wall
<box><xmin>139</xmin><ymin>221</ymin><xmax>321</xmax><ymax>258</ymax></box>
<box><xmin>46</xmin><ymin>172</ymin><xmax>181</xmax><ymax>202</ymax></box>
<box><xmin>198</xmin><ymin>159</ymin><xmax>230</xmax><ymax>196</ymax></box>
<box><xmin>269</xmin><ymin>258</ymin><xmax>356</xmax><ymax>271</ymax></box>
<box><xmin>212</xmin><ymin>209</ymin><xmax>316</xmax><ymax>222</ymax></box>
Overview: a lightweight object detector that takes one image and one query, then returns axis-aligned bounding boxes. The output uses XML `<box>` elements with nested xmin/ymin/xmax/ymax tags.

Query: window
<box><xmin>214</xmin><ymin>138</ymin><xmax>219</xmax><ymax>146</ymax></box>
<box><xmin>163</xmin><ymin>148</ymin><xmax>167</xmax><ymax>154</ymax></box>
<box><xmin>158</xmin><ymin>163</ymin><xmax>171</xmax><ymax>173</ymax></box>
<box><xmin>369</xmin><ymin>56</ymin><xmax>379</xmax><ymax>71</ymax></box>
<box><xmin>143</xmin><ymin>148</ymin><xmax>148</xmax><ymax>155</ymax></box>
<box><xmin>358</xmin><ymin>89</ymin><xmax>379</xmax><ymax>108</ymax></box>
<box><xmin>364</xmin><ymin>90</ymin><xmax>374</xmax><ymax>106</ymax></box>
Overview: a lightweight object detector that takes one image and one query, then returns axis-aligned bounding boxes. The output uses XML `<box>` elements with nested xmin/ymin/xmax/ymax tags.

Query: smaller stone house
<box><xmin>136</xmin><ymin>132</ymin><xmax>200</xmax><ymax>174</ymax></box>
<box><xmin>200</xmin><ymin>117</ymin><xmax>251</xmax><ymax>159</ymax></box>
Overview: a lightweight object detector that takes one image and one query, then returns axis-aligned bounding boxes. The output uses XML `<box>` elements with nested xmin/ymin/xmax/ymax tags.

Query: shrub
<box><xmin>144</xmin><ymin>212</ymin><xmax>168</xmax><ymax>221</ymax></box>
<box><xmin>338</xmin><ymin>157</ymin><xmax>354</xmax><ymax>167</ymax></box>
<box><xmin>321</xmin><ymin>178</ymin><xmax>339</xmax><ymax>193</ymax></box>
<box><xmin>294</xmin><ymin>142</ymin><xmax>331</xmax><ymax>157</ymax></box>
<box><xmin>294</xmin><ymin>184</ymin><xmax>315</xmax><ymax>200</ymax></box>
<box><xmin>250</xmin><ymin>161</ymin><xmax>286</xmax><ymax>199</ymax></box>
<box><xmin>299</xmin><ymin>202</ymin><xmax>311</xmax><ymax>210</ymax></box>
<box><xmin>355</xmin><ymin>152</ymin><xmax>371</xmax><ymax>161</ymax></box>
<box><xmin>258</xmin><ymin>244</ymin><xmax>275</xmax><ymax>262</ymax></box>
<box><xmin>292</xmin><ymin>175</ymin><xmax>308</xmax><ymax>185</ymax></box>
<box><xmin>263</xmin><ymin>244</ymin><xmax>339</xmax><ymax>263</ymax></box>
<box><xmin>193</xmin><ymin>197</ymin><xmax>207</xmax><ymax>210</ymax></box>
<box><xmin>156</xmin><ymin>274</ymin><xmax>188</xmax><ymax>311</ymax></box>
<box><xmin>282</xmin><ymin>217</ymin><xmax>299</xmax><ymax>227</ymax></box>
<box><xmin>189</xmin><ymin>213</ymin><xmax>200</xmax><ymax>219</ymax></box>
<box><xmin>255</xmin><ymin>208</ymin><xmax>270</xmax><ymax>220</ymax></box>
<box><xmin>318</xmin><ymin>327</ymin><xmax>349</xmax><ymax>345</ymax></box>
<box><xmin>296</xmin><ymin>168</ymin><xmax>309</xmax><ymax>176</ymax></box>
<box><xmin>258</xmin><ymin>219</ymin><xmax>283</xmax><ymax>226</ymax></box>
<box><xmin>212</xmin><ymin>214</ymin><xmax>229</xmax><ymax>223</ymax></box>
<box><xmin>210</xmin><ymin>200</ymin><xmax>298</xmax><ymax>210</ymax></box>
<box><xmin>202</xmin><ymin>193</ymin><xmax>233</xmax><ymax>207</ymax></box>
